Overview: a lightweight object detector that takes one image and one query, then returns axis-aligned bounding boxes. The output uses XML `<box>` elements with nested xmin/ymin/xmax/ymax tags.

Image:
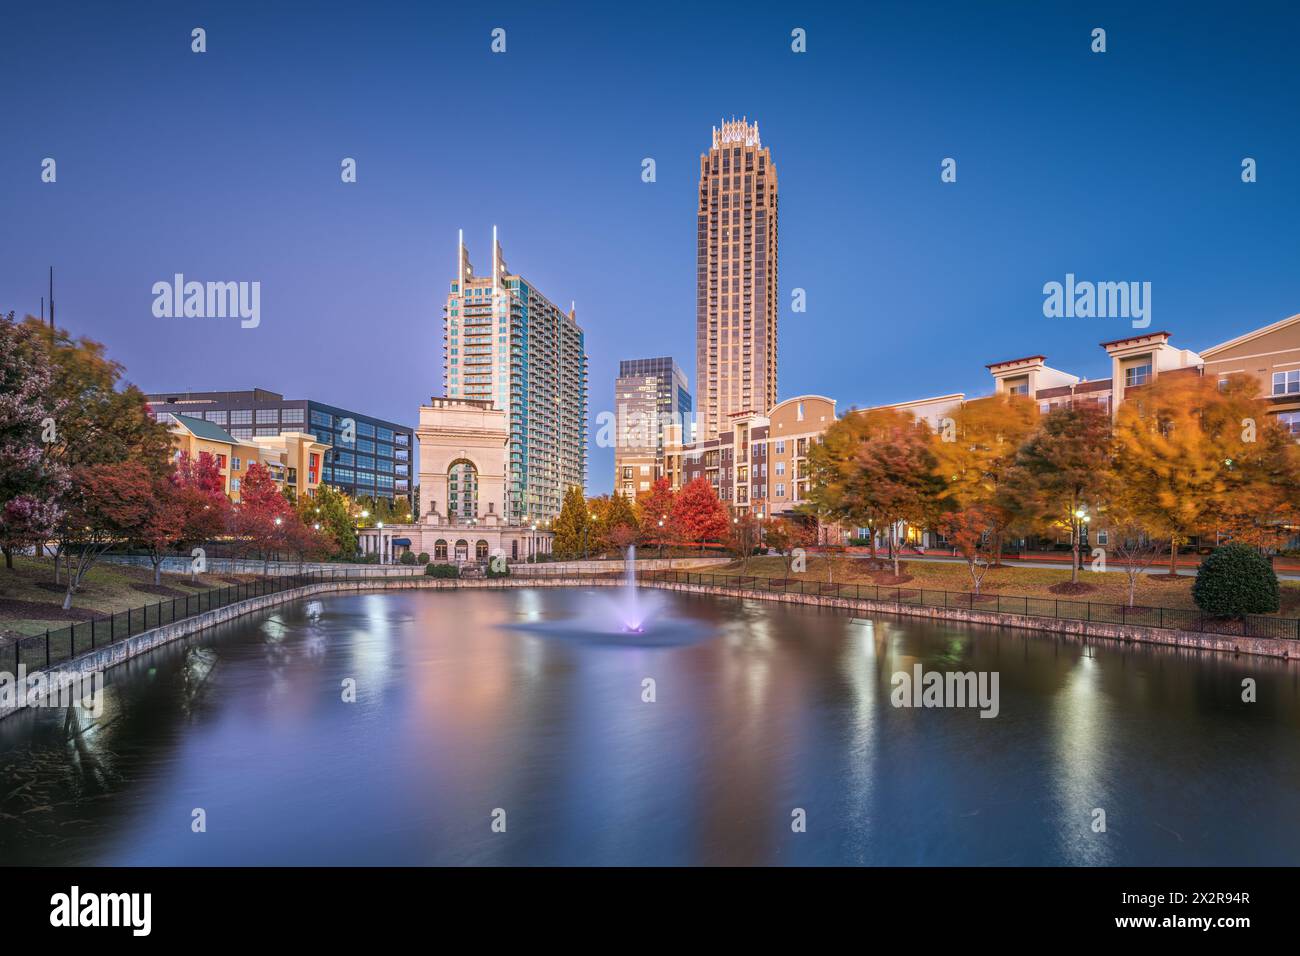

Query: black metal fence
<box><xmin>10</xmin><ymin>565</ymin><xmax>1299</xmax><ymax>677</ymax></box>
<box><xmin>634</xmin><ymin>570</ymin><xmax>1300</xmax><ymax>641</ymax></box>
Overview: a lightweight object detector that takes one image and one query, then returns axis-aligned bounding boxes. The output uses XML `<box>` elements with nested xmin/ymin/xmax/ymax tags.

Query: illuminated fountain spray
<box><xmin>617</xmin><ymin>545</ymin><xmax>646</xmax><ymax>632</ymax></box>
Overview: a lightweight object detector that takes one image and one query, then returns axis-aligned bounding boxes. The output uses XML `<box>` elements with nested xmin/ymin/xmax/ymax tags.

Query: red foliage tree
<box><xmin>670</xmin><ymin>477</ymin><xmax>729</xmax><ymax>549</ymax></box>
<box><xmin>60</xmin><ymin>461</ymin><xmax>156</xmax><ymax>609</ymax></box>
<box><xmin>230</xmin><ymin>462</ymin><xmax>300</xmax><ymax>574</ymax></box>
<box><xmin>171</xmin><ymin>452</ymin><xmax>231</xmax><ymax>576</ymax></box>
<box><xmin>637</xmin><ymin>478</ymin><xmax>677</xmax><ymax>542</ymax></box>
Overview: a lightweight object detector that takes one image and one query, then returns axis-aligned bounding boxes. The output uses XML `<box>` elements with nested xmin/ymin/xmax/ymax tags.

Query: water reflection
<box><xmin>1</xmin><ymin>588</ymin><xmax>1298</xmax><ymax>866</ymax></box>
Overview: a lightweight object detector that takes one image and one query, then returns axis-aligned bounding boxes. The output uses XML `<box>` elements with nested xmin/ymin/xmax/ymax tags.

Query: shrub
<box><xmin>424</xmin><ymin>563</ymin><xmax>460</xmax><ymax>579</ymax></box>
<box><xmin>486</xmin><ymin>564</ymin><xmax>510</xmax><ymax>579</ymax></box>
<box><xmin>399</xmin><ymin>551</ymin><xmax>416</xmax><ymax>565</ymax></box>
<box><xmin>417</xmin><ymin>552</ymin><xmax>430</xmax><ymax>564</ymax></box>
<box><xmin>1192</xmin><ymin>543</ymin><xmax>1279</xmax><ymax>616</ymax></box>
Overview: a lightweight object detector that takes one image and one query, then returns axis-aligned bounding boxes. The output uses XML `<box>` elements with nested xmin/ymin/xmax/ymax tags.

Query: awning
<box><xmin>392</xmin><ymin>538</ymin><xmax>411</xmax><ymax>547</ymax></box>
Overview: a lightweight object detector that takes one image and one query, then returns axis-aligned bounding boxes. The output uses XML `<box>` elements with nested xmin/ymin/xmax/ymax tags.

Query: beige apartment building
<box><xmin>696</xmin><ymin>118</ymin><xmax>779</xmax><ymax>442</ymax></box>
<box><xmin>985</xmin><ymin>313</ymin><xmax>1300</xmax><ymax>437</ymax></box>
<box><xmin>166</xmin><ymin>414</ymin><xmax>329</xmax><ymax>503</ymax></box>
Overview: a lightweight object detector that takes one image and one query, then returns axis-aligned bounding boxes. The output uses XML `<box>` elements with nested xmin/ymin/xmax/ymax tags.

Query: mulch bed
<box><xmin>131</xmin><ymin>584</ymin><xmax>188</xmax><ymax>598</ymax></box>
<box><xmin>34</xmin><ymin>582</ymin><xmax>89</xmax><ymax>595</ymax></box>
<box><xmin>1047</xmin><ymin>581</ymin><xmax>1097</xmax><ymax>596</ymax></box>
<box><xmin>1146</xmin><ymin>573</ymin><xmax>1185</xmax><ymax>582</ymax></box>
<box><xmin>0</xmin><ymin>598</ymin><xmax>96</xmax><ymax>623</ymax></box>
<box><xmin>871</xmin><ymin>573</ymin><xmax>915</xmax><ymax>586</ymax></box>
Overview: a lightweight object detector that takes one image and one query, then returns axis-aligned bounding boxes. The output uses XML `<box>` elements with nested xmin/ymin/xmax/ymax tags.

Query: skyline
<box><xmin>3</xmin><ymin>1</ymin><xmax>1299</xmax><ymax>495</ymax></box>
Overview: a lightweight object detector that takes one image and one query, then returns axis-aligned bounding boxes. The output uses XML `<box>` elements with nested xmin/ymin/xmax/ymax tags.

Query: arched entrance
<box><xmin>475</xmin><ymin>540</ymin><xmax>489</xmax><ymax>562</ymax></box>
<box><xmin>434</xmin><ymin>539</ymin><xmax>447</xmax><ymax>561</ymax></box>
<box><xmin>454</xmin><ymin>539</ymin><xmax>469</xmax><ymax>562</ymax></box>
<box><xmin>448</xmin><ymin>459</ymin><xmax>478</xmax><ymax>521</ymax></box>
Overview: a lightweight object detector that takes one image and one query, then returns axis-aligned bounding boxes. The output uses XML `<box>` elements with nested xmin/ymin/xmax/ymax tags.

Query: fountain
<box><xmin>503</xmin><ymin>545</ymin><xmax>705</xmax><ymax>646</ymax></box>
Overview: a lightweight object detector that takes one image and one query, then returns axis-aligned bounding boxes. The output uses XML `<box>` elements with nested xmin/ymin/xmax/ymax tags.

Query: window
<box><xmin>255</xmin><ymin>427</ymin><xmax>277</xmax><ymax>436</ymax></box>
<box><xmin>1126</xmin><ymin>364</ymin><xmax>1152</xmax><ymax>387</ymax></box>
<box><xmin>204</xmin><ymin>411</ymin><xmax>227</xmax><ymax>424</ymax></box>
<box><xmin>1279</xmin><ymin>412</ymin><xmax>1300</xmax><ymax>437</ymax></box>
<box><xmin>230</xmin><ymin>409</ymin><xmax>253</xmax><ymax>425</ymax></box>
<box><xmin>232</xmin><ymin>457</ymin><xmax>241</xmax><ymax>470</ymax></box>
<box><xmin>231</xmin><ymin>478</ymin><xmax>241</xmax><ymax>492</ymax></box>
<box><xmin>1008</xmin><ymin>383</ymin><xmax>1029</xmax><ymax>396</ymax></box>
<box><xmin>256</xmin><ymin>408</ymin><xmax>278</xmax><ymax>424</ymax></box>
<box><xmin>775</xmin><ymin>483</ymin><xmax>785</xmax><ymax>498</ymax></box>
<box><xmin>775</xmin><ymin>461</ymin><xmax>785</xmax><ymax>476</ymax></box>
<box><xmin>1097</xmin><ymin>530</ymin><xmax>1109</xmax><ymax>546</ymax></box>
<box><xmin>215</xmin><ymin>454</ymin><xmax>227</xmax><ymax>469</ymax></box>
<box><xmin>282</xmin><ymin>408</ymin><xmax>305</xmax><ymax>424</ymax></box>
<box><xmin>775</xmin><ymin>440</ymin><xmax>785</xmax><ymax>454</ymax></box>
<box><xmin>231</xmin><ymin>427</ymin><xmax>252</xmax><ymax>439</ymax></box>
<box><xmin>310</xmin><ymin>410</ymin><xmax>333</xmax><ymax>427</ymax></box>
<box><xmin>1273</xmin><ymin>370</ymin><xmax>1300</xmax><ymax>395</ymax></box>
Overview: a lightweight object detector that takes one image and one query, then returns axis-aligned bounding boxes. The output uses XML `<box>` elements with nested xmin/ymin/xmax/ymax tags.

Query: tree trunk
<box><xmin>154</xmin><ymin>560</ymin><xmax>162</xmax><ymax>586</ymax></box>
<box><xmin>2</xmin><ymin>547</ymin><xmax>11</xmax><ymax>569</ymax></box>
<box><xmin>1169</xmin><ymin>537</ymin><xmax>1179</xmax><ymax>577</ymax></box>
<box><xmin>891</xmin><ymin>526</ymin><xmax>900</xmax><ymax>578</ymax></box>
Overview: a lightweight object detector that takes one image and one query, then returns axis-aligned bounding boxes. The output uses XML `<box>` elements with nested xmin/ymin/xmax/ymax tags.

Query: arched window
<box><xmin>434</xmin><ymin>539</ymin><xmax>447</xmax><ymax>561</ymax></box>
<box><xmin>447</xmin><ymin>459</ymin><xmax>478</xmax><ymax>521</ymax></box>
<box><xmin>475</xmin><ymin>540</ymin><xmax>489</xmax><ymax>562</ymax></box>
<box><xmin>454</xmin><ymin>539</ymin><xmax>469</xmax><ymax>562</ymax></box>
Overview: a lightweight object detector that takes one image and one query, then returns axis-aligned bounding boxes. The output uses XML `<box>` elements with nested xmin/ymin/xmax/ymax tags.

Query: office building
<box><xmin>146</xmin><ymin>388</ymin><xmax>412</xmax><ymax>503</ymax></box>
<box><xmin>613</xmin><ymin>356</ymin><xmax>692</xmax><ymax>498</ymax></box>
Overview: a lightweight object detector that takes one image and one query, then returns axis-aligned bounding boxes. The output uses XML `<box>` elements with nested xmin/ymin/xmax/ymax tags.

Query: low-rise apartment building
<box><xmin>167</xmin><ymin>414</ymin><xmax>330</xmax><ymax>503</ymax></box>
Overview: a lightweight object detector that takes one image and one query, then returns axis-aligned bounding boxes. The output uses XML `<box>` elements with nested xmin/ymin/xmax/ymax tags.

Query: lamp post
<box><xmin>1073</xmin><ymin>507</ymin><xmax>1089</xmax><ymax>572</ymax></box>
<box><xmin>658</xmin><ymin>517</ymin><xmax>665</xmax><ymax>560</ymax></box>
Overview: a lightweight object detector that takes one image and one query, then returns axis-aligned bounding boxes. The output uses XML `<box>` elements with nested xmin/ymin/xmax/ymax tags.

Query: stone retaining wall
<box><xmin>4</xmin><ymin>575</ymin><xmax>1294</xmax><ymax>721</ymax></box>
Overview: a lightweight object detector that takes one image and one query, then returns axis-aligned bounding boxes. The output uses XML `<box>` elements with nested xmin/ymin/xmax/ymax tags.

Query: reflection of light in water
<box><xmin>519</xmin><ymin>588</ymin><xmax>543</xmax><ymax>622</ymax></box>
<box><xmin>840</xmin><ymin>618</ymin><xmax>880</xmax><ymax>855</ymax></box>
<box><xmin>347</xmin><ymin>595</ymin><xmax>394</xmax><ymax>685</ymax></box>
<box><xmin>1051</xmin><ymin>653</ymin><xmax>1113</xmax><ymax>865</ymax></box>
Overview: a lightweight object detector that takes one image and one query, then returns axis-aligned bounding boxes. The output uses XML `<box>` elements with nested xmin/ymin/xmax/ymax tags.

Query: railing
<box><xmin>636</xmin><ymin>570</ymin><xmax>1300</xmax><ymax>641</ymax></box>
<box><xmin>10</xmin><ymin>566</ymin><xmax>1299</xmax><ymax>679</ymax></box>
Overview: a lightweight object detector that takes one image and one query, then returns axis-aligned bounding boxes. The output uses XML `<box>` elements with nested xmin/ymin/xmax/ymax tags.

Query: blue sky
<box><xmin>3</xmin><ymin>0</ymin><xmax>1298</xmax><ymax>494</ymax></box>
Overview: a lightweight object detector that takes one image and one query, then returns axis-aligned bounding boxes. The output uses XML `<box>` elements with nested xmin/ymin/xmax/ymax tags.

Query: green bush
<box><xmin>487</xmin><ymin>564</ymin><xmax>510</xmax><ymax>579</ymax></box>
<box><xmin>1192</xmin><ymin>543</ymin><xmax>1279</xmax><ymax>616</ymax></box>
<box><xmin>417</xmin><ymin>552</ymin><xmax>430</xmax><ymax>564</ymax></box>
<box><xmin>424</xmin><ymin>563</ymin><xmax>460</xmax><ymax>579</ymax></box>
<box><xmin>399</xmin><ymin>551</ymin><xmax>416</xmax><ymax>565</ymax></box>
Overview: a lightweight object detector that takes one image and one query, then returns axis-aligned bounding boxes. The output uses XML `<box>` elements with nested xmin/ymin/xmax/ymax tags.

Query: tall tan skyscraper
<box><xmin>696</xmin><ymin>117</ymin><xmax>778</xmax><ymax>441</ymax></box>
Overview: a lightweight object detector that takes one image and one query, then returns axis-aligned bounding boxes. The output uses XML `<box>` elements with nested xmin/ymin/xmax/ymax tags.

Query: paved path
<box><xmin>847</xmin><ymin>552</ymin><xmax>1300</xmax><ymax>582</ymax></box>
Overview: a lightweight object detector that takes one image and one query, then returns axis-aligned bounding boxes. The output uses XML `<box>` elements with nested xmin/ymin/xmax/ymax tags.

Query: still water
<box><xmin>2</xmin><ymin>588</ymin><xmax>1298</xmax><ymax>866</ymax></box>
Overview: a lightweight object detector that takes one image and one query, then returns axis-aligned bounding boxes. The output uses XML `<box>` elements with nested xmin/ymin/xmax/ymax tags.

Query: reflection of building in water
<box><xmin>357</xmin><ymin>399</ymin><xmax>553</xmax><ymax>565</ymax></box>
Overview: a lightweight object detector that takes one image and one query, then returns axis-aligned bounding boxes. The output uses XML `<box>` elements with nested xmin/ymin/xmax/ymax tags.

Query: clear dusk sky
<box><xmin>3</xmin><ymin>0</ymin><xmax>1298</xmax><ymax>494</ymax></box>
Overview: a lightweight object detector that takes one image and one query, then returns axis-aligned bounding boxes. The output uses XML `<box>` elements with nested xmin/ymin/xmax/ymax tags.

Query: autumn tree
<box><xmin>598</xmin><ymin>492</ymin><xmax>639</xmax><ymax>555</ymax></box>
<box><xmin>551</xmin><ymin>485</ymin><xmax>592</xmax><ymax>560</ymax></box>
<box><xmin>231</xmin><ymin>462</ymin><xmax>301</xmax><ymax>574</ymax></box>
<box><xmin>727</xmin><ymin>511</ymin><xmax>762</xmax><ymax>570</ymax></box>
<box><xmin>296</xmin><ymin>482</ymin><xmax>355</xmax><ymax>559</ymax></box>
<box><xmin>931</xmin><ymin>393</ymin><xmax>1039</xmax><ymax>565</ymax></box>
<box><xmin>60</xmin><ymin>461</ymin><xmax>157</xmax><ymax>609</ymax></box>
<box><xmin>809</xmin><ymin>407</ymin><xmax>945</xmax><ymax>578</ymax></box>
<box><xmin>0</xmin><ymin>314</ymin><xmax>65</xmax><ymax>567</ymax></box>
<box><xmin>171</xmin><ymin>451</ymin><xmax>231</xmax><ymax>577</ymax></box>
<box><xmin>16</xmin><ymin>318</ymin><xmax>173</xmax><ymax>599</ymax></box>
<box><xmin>937</xmin><ymin>505</ymin><xmax>998</xmax><ymax>596</ymax></box>
<box><xmin>1111</xmin><ymin>373</ymin><xmax>1273</xmax><ymax>577</ymax></box>
<box><xmin>670</xmin><ymin>477</ymin><xmax>728</xmax><ymax>551</ymax></box>
<box><xmin>1002</xmin><ymin>402</ymin><xmax>1111</xmax><ymax>584</ymax></box>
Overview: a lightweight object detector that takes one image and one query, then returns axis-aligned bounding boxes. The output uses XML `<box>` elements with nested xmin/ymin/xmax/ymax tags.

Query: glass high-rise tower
<box><xmin>442</xmin><ymin>228</ymin><xmax>588</xmax><ymax>523</ymax></box>
<box><xmin>696</xmin><ymin>117</ymin><xmax>779</xmax><ymax>441</ymax></box>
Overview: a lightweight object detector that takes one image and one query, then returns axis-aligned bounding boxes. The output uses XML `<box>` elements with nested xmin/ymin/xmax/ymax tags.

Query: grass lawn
<box><xmin>0</xmin><ymin>555</ymin><xmax>259</xmax><ymax>641</ymax></box>
<box><xmin>705</xmin><ymin>555</ymin><xmax>1300</xmax><ymax>617</ymax></box>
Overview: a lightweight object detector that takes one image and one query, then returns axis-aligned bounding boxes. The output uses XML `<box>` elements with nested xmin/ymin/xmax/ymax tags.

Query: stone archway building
<box><xmin>358</xmin><ymin>399</ymin><xmax>553</xmax><ymax>564</ymax></box>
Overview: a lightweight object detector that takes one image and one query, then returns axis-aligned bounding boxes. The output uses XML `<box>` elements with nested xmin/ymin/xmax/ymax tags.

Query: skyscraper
<box><xmin>613</xmin><ymin>356</ymin><xmax>692</xmax><ymax>498</ymax></box>
<box><xmin>443</xmin><ymin>229</ymin><xmax>588</xmax><ymax>523</ymax></box>
<box><xmin>696</xmin><ymin>117</ymin><xmax>779</xmax><ymax>441</ymax></box>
